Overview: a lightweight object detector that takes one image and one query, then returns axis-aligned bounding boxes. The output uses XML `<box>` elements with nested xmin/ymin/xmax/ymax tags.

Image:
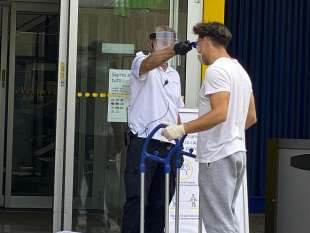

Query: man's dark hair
<box><xmin>193</xmin><ymin>22</ymin><xmax>232</xmax><ymax>48</ymax></box>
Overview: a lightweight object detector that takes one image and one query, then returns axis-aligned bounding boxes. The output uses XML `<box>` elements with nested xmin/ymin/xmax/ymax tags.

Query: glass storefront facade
<box><xmin>0</xmin><ymin>0</ymin><xmax>202</xmax><ymax>232</ymax></box>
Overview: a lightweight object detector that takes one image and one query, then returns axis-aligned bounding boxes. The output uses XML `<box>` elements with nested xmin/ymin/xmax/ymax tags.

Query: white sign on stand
<box><xmin>169</xmin><ymin>108</ymin><xmax>249</xmax><ymax>233</ymax></box>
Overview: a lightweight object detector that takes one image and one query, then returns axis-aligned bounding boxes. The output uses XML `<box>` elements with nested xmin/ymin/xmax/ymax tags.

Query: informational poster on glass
<box><xmin>169</xmin><ymin>108</ymin><xmax>249</xmax><ymax>233</ymax></box>
<box><xmin>107</xmin><ymin>69</ymin><xmax>130</xmax><ymax>122</ymax></box>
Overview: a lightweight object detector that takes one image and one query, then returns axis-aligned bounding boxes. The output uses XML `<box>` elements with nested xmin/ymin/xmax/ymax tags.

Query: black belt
<box><xmin>129</xmin><ymin>131</ymin><xmax>173</xmax><ymax>146</ymax></box>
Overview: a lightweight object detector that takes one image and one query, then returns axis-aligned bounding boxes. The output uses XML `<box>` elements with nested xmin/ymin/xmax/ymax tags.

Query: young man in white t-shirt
<box><xmin>162</xmin><ymin>22</ymin><xmax>257</xmax><ymax>233</ymax></box>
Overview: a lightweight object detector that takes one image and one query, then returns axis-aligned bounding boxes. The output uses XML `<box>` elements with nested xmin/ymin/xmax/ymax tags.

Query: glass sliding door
<box><xmin>0</xmin><ymin>1</ymin><xmax>62</xmax><ymax>233</ymax></box>
<box><xmin>63</xmin><ymin>0</ymin><xmax>201</xmax><ymax>232</ymax></box>
<box><xmin>5</xmin><ymin>2</ymin><xmax>59</xmax><ymax>208</ymax></box>
<box><xmin>174</xmin><ymin>0</ymin><xmax>188</xmax><ymax>97</ymax></box>
<box><xmin>73</xmin><ymin>2</ymin><xmax>171</xmax><ymax>232</ymax></box>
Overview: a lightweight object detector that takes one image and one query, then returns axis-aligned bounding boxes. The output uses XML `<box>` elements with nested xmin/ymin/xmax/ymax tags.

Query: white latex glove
<box><xmin>161</xmin><ymin>123</ymin><xmax>185</xmax><ymax>140</ymax></box>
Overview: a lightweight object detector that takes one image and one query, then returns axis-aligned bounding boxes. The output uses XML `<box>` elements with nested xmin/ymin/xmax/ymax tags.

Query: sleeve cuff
<box><xmin>204</xmin><ymin>88</ymin><xmax>230</xmax><ymax>96</ymax></box>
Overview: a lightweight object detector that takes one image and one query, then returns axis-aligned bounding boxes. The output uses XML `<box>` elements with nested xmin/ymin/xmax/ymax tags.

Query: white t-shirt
<box><xmin>197</xmin><ymin>57</ymin><xmax>253</xmax><ymax>163</ymax></box>
<box><xmin>128</xmin><ymin>51</ymin><xmax>184</xmax><ymax>141</ymax></box>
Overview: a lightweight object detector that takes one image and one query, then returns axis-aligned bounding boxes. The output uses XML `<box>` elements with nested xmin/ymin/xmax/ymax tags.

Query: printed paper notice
<box><xmin>107</xmin><ymin>69</ymin><xmax>130</xmax><ymax>122</ymax></box>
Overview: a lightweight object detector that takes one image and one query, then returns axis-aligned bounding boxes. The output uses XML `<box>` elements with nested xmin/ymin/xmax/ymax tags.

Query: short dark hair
<box><xmin>193</xmin><ymin>22</ymin><xmax>232</xmax><ymax>48</ymax></box>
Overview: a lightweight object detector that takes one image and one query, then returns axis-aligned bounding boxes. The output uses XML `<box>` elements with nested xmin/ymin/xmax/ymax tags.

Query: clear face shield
<box><xmin>149</xmin><ymin>31</ymin><xmax>177</xmax><ymax>51</ymax></box>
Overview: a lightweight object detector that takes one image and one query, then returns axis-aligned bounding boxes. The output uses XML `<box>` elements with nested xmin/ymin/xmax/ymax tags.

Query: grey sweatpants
<box><xmin>199</xmin><ymin>151</ymin><xmax>246</xmax><ymax>233</ymax></box>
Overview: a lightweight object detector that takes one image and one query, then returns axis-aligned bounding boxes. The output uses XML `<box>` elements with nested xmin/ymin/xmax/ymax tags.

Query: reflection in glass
<box><xmin>176</xmin><ymin>0</ymin><xmax>188</xmax><ymax>97</ymax></box>
<box><xmin>73</xmin><ymin>2</ymin><xmax>172</xmax><ymax>232</ymax></box>
<box><xmin>12</xmin><ymin>12</ymin><xmax>59</xmax><ymax>196</ymax></box>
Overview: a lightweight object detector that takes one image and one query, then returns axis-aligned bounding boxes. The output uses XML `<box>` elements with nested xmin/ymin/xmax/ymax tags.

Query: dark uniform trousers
<box><xmin>121</xmin><ymin>134</ymin><xmax>177</xmax><ymax>233</ymax></box>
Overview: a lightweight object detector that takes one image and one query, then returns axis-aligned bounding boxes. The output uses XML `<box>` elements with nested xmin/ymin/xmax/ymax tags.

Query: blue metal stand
<box><xmin>139</xmin><ymin>124</ymin><xmax>196</xmax><ymax>233</ymax></box>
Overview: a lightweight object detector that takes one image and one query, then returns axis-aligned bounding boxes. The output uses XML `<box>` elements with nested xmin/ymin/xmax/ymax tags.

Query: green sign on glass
<box><xmin>114</xmin><ymin>0</ymin><xmax>169</xmax><ymax>16</ymax></box>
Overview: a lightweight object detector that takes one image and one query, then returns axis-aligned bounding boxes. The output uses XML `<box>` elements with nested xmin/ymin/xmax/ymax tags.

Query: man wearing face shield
<box><xmin>162</xmin><ymin>22</ymin><xmax>257</xmax><ymax>233</ymax></box>
<box><xmin>122</xmin><ymin>26</ymin><xmax>192</xmax><ymax>233</ymax></box>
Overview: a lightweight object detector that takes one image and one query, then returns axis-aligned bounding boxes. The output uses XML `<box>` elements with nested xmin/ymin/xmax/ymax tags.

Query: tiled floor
<box><xmin>0</xmin><ymin>210</ymin><xmax>119</xmax><ymax>233</ymax></box>
<box><xmin>250</xmin><ymin>214</ymin><xmax>265</xmax><ymax>233</ymax></box>
<box><xmin>0</xmin><ymin>210</ymin><xmax>265</xmax><ymax>233</ymax></box>
<box><xmin>0</xmin><ymin>210</ymin><xmax>52</xmax><ymax>233</ymax></box>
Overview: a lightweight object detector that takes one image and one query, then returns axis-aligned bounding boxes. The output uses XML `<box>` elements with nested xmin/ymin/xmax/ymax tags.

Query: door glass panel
<box><xmin>176</xmin><ymin>0</ymin><xmax>188</xmax><ymax>97</ymax></box>
<box><xmin>73</xmin><ymin>1</ymin><xmax>172</xmax><ymax>232</ymax></box>
<box><xmin>11</xmin><ymin>11</ymin><xmax>59</xmax><ymax>196</ymax></box>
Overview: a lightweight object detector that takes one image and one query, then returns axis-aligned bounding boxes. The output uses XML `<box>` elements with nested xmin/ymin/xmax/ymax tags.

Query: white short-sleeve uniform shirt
<box><xmin>197</xmin><ymin>57</ymin><xmax>253</xmax><ymax>163</ymax></box>
<box><xmin>128</xmin><ymin>51</ymin><xmax>184</xmax><ymax>142</ymax></box>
